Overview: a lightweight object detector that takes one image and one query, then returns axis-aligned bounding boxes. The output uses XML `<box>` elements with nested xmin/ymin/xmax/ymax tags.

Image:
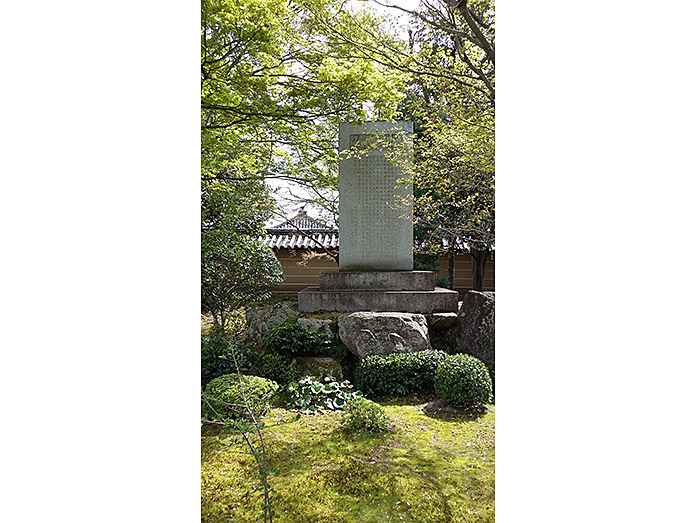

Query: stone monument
<box><xmin>298</xmin><ymin>121</ymin><xmax>458</xmax><ymax>313</ymax></box>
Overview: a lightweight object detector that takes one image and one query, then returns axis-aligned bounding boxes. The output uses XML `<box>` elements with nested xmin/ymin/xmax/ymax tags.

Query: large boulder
<box><xmin>454</xmin><ymin>291</ymin><xmax>495</xmax><ymax>367</ymax></box>
<box><xmin>244</xmin><ymin>300</ymin><xmax>299</xmax><ymax>341</ymax></box>
<box><xmin>291</xmin><ymin>356</ymin><xmax>344</xmax><ymax>380</ymax></box>
<box><xmin>337</xmin><ymin>312</ymin><xmax>431</xmax><ymax>359</ymax></box>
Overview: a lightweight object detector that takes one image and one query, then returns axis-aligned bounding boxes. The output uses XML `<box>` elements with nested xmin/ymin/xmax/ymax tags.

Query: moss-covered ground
<box><xmin>202</xmin><ymin>396</ymin><xmax>494</xmax><ymax>522</ymax></box>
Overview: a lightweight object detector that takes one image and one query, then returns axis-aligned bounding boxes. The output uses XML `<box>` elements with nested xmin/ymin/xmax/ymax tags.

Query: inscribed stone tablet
<box><xmin>338</xmin><ymin>121</ymin><xmax>413</xmax><ymax>271</ymax></box>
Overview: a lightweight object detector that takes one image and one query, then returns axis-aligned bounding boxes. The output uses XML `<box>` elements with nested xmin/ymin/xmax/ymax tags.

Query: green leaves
<box><xmin>202</xmin><ymin>0</ymin><xmax>408</xmax><ymax>194</ymax></box>
<box><xmin>341</xmin><ymin>396</ymin><xmax>389</xmax><ymax>434</ymax></box>
<box><xmin>261</xmin><ymin>319</ymin><xmax>333</xmax><ymax>356</ymax></box>
<box><xmin>434</xmin><ymin>354</ymin><xmax>492</xmax><ymax>408</ymax></box>
<box><xmin>355</xmin><ymin>350</ymin><xmax>450</xmax><ymax>397</ymax></box>
<box><xmin>285</xmin><ymin>376</ymin><xmax>361</xmax><ymax>415</ymax></box>
<box><xmin>202</xmin><ymin>374</ymin><xmax>280</xmax><ymax>421</ymax></box>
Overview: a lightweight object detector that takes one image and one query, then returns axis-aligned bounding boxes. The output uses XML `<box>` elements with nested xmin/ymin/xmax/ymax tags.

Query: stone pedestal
<box><xmin>300</xmin><ymin>269</ymin><xmax>458</xmax><ymax>313</ymax></box>
<box><xmin>298</xmin><ymin>285</ymin><xmax>459</xmax><ymax>313</ymax></box>
<box><xmin>319</xmin><ymin>270</ymin><xmax>434</xmax><ymax>291</ymax></box>
<box><xmin>297</xmin><ymin>121</ymin><xmax>459</xmax><ymax>314</ymax></box>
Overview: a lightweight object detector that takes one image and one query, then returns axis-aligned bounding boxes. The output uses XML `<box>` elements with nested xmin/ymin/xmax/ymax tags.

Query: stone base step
<box><xmin>298</xmin><ymin>286</ymin><xmax>459</xmax><ymax>313</ymax></box>
<box><xmin>319</xmin><ymin>270</ymin><xmax>435</xmax><ymax>291</ymax></box>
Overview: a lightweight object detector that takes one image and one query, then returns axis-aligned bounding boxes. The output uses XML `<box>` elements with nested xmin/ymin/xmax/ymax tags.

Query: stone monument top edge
<box><xmin>339</xmin><ymin>121</ymin><xmax>413</xmax><ymax>134</ymax></box>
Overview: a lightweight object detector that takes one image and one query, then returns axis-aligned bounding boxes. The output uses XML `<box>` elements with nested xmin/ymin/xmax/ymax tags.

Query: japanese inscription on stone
<box><xmin>338</xmin><ymin>121</ymin><xmax>413</xmax><ymax>271</ymax></box>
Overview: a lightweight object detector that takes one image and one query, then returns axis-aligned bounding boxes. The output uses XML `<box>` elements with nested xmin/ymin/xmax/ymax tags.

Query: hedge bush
<box><xmin>262</xmin><ymin>319</ymin><xmax>332</xmax><ymax>356</ymax></box>
<box><xmin>435</xmin><ymin>354</ymin><xmax>492</xmax><ymax>408</ymax></box>
<box><xmin>202</xmin><ymin>374</ymin><xmax>279</xmax><ymax>421</ymax></box>
<box><xmin>201</xmin><ymin>334</ymin><xmax>252</xmax><ymax>387</ymax></box>
<box><xmin>342</xmin><ymin>396</ymin><xmax>389</xmax><ymax>434</ymax></box>
<box><xmin>354</xmin><ymin>350</ymin><xmax>449</xmax><ymax>397</ymax></box>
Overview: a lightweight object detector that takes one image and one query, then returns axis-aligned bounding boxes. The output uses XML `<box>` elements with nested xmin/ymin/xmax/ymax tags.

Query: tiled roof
<box><xmin>262</xmin><ymin>230</ymin><xmax>492</xmax><ymax>253</ymax></box>
<box><xmin>269</xmin><ymin>212</ymin><xmax>334</xmax><ymax>231</ymax></box>
<box><xmin>262</xmin><ymin>231</ymin><xmax>339</xmax><ymax>250</ymax></box>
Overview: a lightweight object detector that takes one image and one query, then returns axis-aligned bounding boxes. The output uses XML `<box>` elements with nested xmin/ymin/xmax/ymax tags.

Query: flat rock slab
<box><xmin>298</xmin><ymin>287</ymin><xmax>459</xmax><ymax>313</ymax></box>
<box><xmin>423</xmin><ymin>398</ymin><xmax>462</xmax><ymax>416</ymax></box>
<box><xmin>338</xmin><ymin>311</ymin><xmax>430</xmax><ymax>359</ymax></box>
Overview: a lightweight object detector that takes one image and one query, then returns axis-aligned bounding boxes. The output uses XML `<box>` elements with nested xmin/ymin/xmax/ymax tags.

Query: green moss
<box><xmin>202</xmin><ymin>399</ymin><xmax>495</xmax><ymax>522</ymax></box>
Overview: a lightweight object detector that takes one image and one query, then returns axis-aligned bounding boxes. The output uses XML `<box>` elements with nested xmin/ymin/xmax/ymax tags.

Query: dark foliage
<box><xmin>262</xmin><ymin>319</ymin><xmax>333</xmax><ymax>356</ymax></box>
<box><xmin>354</xmin><ymin>350</ymin><xmax>449</xmax><ymax>397</ymax></box>
<box><xmin>201</xmin><ymin>333</ymin><xmax>252</xmax><ymax>387</ymax></box>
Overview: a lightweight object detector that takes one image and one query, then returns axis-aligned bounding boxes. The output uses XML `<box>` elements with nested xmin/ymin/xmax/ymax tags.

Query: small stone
<box><xmin>428</xmin><ymin>312</ymin><xmax>459</xmax><ymax>331</ymax></box>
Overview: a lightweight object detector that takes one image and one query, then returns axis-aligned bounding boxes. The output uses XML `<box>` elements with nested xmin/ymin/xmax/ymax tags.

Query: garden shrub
<box><xmin>488</xmin><ymin>361</ymin><xmax>495</xmax><ymax>397</ymax></box>
<box><xmin>327</xmin><ymin>343</ymin><xmax>349</xmax><ymax>361</ymax></box>
<box><xmin>252</xmin><ymin>351</ymin><xmax>300</xmax><ymax>385</ymax></box>
<box><xmin>435</xmin><ymin>354</ymin><xmax>492</xmax><ymax>408</ymax></box>
<box><xmin>262</xmin><ymin>319</ymin><xmax>332</xmax><ymax>356</ymax></box>
<box><xmin>285</xmin><ymin>376</ymin><xmax>362</xmax><ymax>414</ymax></box>
<box><xmin>342</xmin><ymin>396</ymin><xmax>389</xmax><ymax>434</ymax></box>
<box><xmin>201</xmin><ymin>333</ymin><xmax>252</xmax><ymax>387</ymax></box>
<box><xmin>354</xmin><ymin>350</ymin><xmax>449</xmax><ymax>397</ymax></box>
<box><xmin>202</xmin><ymin>374</ymin><xmax>279</xmax><ymax>421</ymax></box>
<box><xmin>435</xmin><ymin>275</ymin><xmax>452</xmax><ymax>289</ymax></box>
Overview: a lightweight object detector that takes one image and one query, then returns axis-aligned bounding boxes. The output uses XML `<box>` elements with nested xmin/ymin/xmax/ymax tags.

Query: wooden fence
<box><xmin>268</xmin><ymin>250</ymin><xmax>494</xmax><ymax>297</ymax></box>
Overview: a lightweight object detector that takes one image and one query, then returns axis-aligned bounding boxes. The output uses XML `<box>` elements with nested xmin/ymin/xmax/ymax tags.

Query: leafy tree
<box><xmin>370</xmin><ymin>0</ymin><xmax>494</xmax><ymax>102</ymax></box>
<box><xmin>201</xmin><ymin>176</ymin><xmax>284</xmax><ymax>332</ymax></box>
<box><xmin>377</xmin><ymin>0</ymin><xmax>495</xmax><ymax>290</ymax></box>
<box><xmin>201</xmin><ymin>0</ymin><xmax>408</xmax><ymax>199</ymax></box>
<box><xmin>411</xmin><ymin>101</ymin><xmax>494</xmax><ymax>290</ymax></box>
<box><xmin>201</xmin><ymin>0</ymin><xmax>411</xmax><ymax>290</ymax></box>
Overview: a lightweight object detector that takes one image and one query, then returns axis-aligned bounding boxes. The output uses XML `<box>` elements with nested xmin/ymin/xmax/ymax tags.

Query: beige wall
<box><xmin>269</xmin><ymin>251</ymin><xmax>339</xmax><ymax>295</ymax></box>
<box><xmin>436</xmin><ymin>252</ymin><xmax>495</xmax><ymax>295</ymax></box>
<box><xmin>269</xmin><ymin>249</ymin><xmax>494</xmax><ymax>297</ymax></box>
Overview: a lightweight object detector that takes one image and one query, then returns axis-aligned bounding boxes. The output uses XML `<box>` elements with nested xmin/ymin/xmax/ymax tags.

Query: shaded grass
<box><xmin>201</xmin><ymin>399</ymin><xmax>494</xmax><ymax>522</ymax></box>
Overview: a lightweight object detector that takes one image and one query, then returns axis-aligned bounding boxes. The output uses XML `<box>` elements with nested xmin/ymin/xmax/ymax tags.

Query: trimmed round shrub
<box><xmin>354</xmin><ymin>350</ymin><xmax>449</xmax><ymax>397</ymax></box>
<box><xmin>262</xmin><ymin>319</ymin><xmax>332</xmax><ymax>356</ymax></box>
<box><xmin>201</xmin><ymin>334</ymin><xmax>252</xmax><ymax>387</ymax></box>
<box><xmin>202</xmin><ymin>374</ymin><xmax>279</xmax><ymax>421</ymax></box>
<box><xmin>435</xmin><ymin>354</ymin><xmax>492</xmax><ymax>408</ymax></box>
<box><xmin>252</xmin><ymin>351</ymin><xmax>300</xmax><ymax>385</ymax></box>
<box><xmin>342</xmin><ymin>396</ymin><xmax>389</xmax><ymax>434</ymax></box>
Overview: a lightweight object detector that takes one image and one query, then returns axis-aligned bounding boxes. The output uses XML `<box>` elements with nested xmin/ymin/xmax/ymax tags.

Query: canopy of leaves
<box><xmin>202</xmin><ymin>0</ymin><xmax>409</xmax><ymax>194</ymax></box>
<box><xmin>201</xmin><ymin>0</ymin><xmax>412</xmax><ymax>269</ymax></box>
<box><xmin>390</xmin><ymin>0</ymin><xmax>495</xmax><ymax>253</ymax></box>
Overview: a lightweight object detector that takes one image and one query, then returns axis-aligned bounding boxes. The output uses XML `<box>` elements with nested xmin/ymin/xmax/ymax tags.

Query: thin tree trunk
<box><xmin>448</xmin><ymin>244</ymin><xmax>455</xmax><ymax>290</ymax></box>
<box><xmin>471</xmin><ymin>249</ymin><xmax>488</xmax><ymax>291</ymax></box>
